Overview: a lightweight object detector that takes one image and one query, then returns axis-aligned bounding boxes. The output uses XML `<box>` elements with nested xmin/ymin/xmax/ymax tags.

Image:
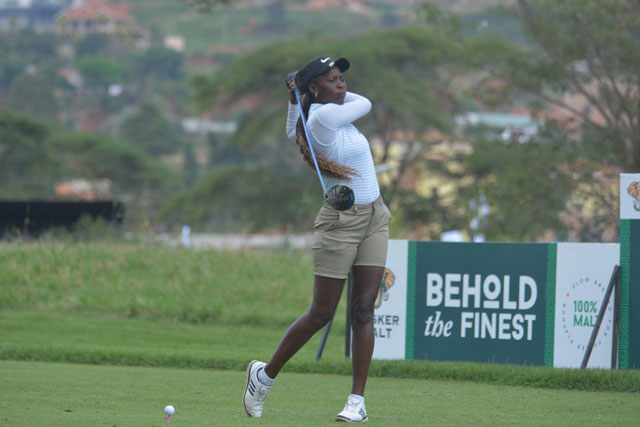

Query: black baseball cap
<box><xmin>295</xmin><ymin>57</ymin><xmax>350</xmax><ymax>92</ymax></box>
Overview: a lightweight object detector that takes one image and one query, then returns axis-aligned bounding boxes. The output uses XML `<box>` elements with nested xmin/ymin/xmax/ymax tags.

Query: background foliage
<box><xmin>0</xmin><ymin>0</ymin><xmax>635</xmax><ymax>242</ymax></box>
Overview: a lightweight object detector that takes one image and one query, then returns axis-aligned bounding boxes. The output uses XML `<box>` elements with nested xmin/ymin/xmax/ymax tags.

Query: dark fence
<box><xmin>0</xmin><ymin>200</ymin><xmax>124</xmax><ymax>237</ymax></box>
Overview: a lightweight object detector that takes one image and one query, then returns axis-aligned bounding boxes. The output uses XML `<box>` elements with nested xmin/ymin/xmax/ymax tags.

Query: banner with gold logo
<box><xmin>620</xmin><ymin>173</ymin><xmax>640</xmax><ymax>219</ymax></box>
<box><xmin>619</xmin><ymin>173</ymin><xmax>640</xmax><ymax>369</ymax></box>
<box><xmin>372</xmin><ymin>239</ymin><xmax>408</xmax><ymax>360</ymax></box>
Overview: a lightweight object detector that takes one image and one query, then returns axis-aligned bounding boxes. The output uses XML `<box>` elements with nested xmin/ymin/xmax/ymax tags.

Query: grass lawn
<box><xmin>2</xmin><ymin>360</ymin><xmax>638</xmax><ymax>426</ymax></box>
<box><xmin>0</xmin><ymin>309</ymin><xmax>349</xmax><ymax>371</ymax></box>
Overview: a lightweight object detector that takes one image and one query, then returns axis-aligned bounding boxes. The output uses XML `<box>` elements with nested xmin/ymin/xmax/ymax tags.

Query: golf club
<box><xmin>287</xmin><ymin>72</ymin><xmax>355</xmax><ymax>211</ymax></box>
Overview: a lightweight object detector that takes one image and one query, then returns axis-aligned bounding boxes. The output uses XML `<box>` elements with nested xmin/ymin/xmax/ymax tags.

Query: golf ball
<box><xmin>164</xmin><ymin>405</ymin><xmax>175</xmax><ymax>415</ymax></box>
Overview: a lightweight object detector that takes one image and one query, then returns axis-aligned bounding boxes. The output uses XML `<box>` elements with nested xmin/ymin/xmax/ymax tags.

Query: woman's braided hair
<box><xmin>294</xmin><ymin>73</ymin><xmax>356</xmax><ymax>181</ymax></box>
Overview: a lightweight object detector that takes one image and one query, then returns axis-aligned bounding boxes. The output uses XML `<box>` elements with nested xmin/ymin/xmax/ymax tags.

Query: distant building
<box><xmin>163</xmin><ymin>34</ymin><xmax>185</xmax><ymax>52</ymax></box>
<box><xmin>181</xmin><ymin>117</ymin><xmax>237</xmax><ymax>135</ymax></box>
<box><xmin>308</xmin><ymin>0</ymin><xmax>360</xmax><ymax>9</ymax></box>
<box><xmin>455</xmin><ymin>111</ymin><xmax>540</xmax><ymax>143</ymax></box>
<box><xmin>0</xmin><ymin>0</ymin><xmax>72</xmax><ymax>32</ymax></box>
<box><xmin>307</xmin><ymin>0</ymin><xmax>420</xmax><ymax>12</ymax></box>
<box><xmin>58</xmin><ymin>66</ymin><xmax>82</xmax><ymax>87</ymax></box>
<box><xmin>55</xmin><ymin>178</ymin><xmax>112</xmax><ymax>200</ymax></box>
<box><xmin>56</xmin><ymin>0</ymin><xmax>142</xmax><ymax>39</ymax></box>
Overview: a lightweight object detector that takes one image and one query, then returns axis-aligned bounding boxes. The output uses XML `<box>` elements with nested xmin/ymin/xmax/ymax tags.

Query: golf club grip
<box><xmin>294</xmin><ymin>88</ymin><xmax>327</xmax><ymax>193</ymax></box>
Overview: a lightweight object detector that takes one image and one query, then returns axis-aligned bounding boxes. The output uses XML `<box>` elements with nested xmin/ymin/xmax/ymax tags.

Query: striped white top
<box><xmin>286</xmin><ymin>92</ymin><xmax>380</xmax><ymax>204</ymax></box>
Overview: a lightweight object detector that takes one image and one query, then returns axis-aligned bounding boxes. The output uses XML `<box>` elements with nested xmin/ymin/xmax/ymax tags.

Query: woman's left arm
<box><xmin>312</xmin><ymin>92</ymin><xmax>371</xmax><ymax>131</ymax></box>
<box><xmin>285</xmin><ymin>101</ymin><xmax>300</xmax><ymax>140</ymax></box>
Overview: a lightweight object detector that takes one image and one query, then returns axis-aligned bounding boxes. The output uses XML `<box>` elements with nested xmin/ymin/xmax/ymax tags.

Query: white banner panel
<box><xmin>620</xmin><ymin>173</ymin><xmax>640</xmax><ymax>220</ymax></box>
<box><xmin>372</xmin><ymin>239</ymin><xmax>408</xmax><ymax>360</ymax></box>
<box><xmin>554</xmin><ymin>243</ymin><xmax>619</xmax><ymax>368</ymax></box>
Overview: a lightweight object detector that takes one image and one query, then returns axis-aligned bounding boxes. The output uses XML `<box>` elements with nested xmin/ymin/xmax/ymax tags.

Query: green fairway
<box><xmin>3</xmin><ymin>310</ymin><xmax>639</xmax><ymax>393</ymax></box>
<box><xmin>2</xmin><ymin>360</ymin><xmax>638</xmax><ymax>426</ymax></box>
<box><xmin>0</xmin><ymin>309</ymin><xmax>350</xmax><ymax>371</ymax></box>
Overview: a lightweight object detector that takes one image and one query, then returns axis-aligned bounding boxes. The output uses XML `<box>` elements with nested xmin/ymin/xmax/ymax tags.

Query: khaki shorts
<box><xmin>312</xmin><ymin>196</ymin><xmax>391</xmax><ymax>279</ymax></box>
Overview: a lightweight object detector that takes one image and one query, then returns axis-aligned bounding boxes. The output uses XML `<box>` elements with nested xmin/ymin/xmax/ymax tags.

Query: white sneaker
<box><xmin>243</xmin><ymin>360</ymin><xmax>272</xmax><ymax>418</ymax></box>
<box><xmin>335</xmin><ymin>396</ymin><xmax>368</xmax><ymax>422</ymax></box>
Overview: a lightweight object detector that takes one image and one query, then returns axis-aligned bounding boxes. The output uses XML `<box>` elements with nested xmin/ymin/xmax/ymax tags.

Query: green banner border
<box><xmin>544</xmin><ymin>243</ymin><xmax>557</xmax><ymax>367</ymax></box>
<box><xmin>619</xmin><ymin>219</ymin><xmax>630</xmax><ymax>369</ymax></box>
<box><xmin>405</xmin><ymin>241</ymin><xmax>416</xmax><ymax>360</ymax></box>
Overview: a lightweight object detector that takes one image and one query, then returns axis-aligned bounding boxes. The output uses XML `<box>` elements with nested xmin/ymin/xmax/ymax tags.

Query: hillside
<box><xmin>126</xmin><ymin>0</ymin><xmax>411</xmax><ymax>58</ymax></box>
<box><xmin>123</xmin><ymin>0</ymin><xmax>522</xmax><ymax>68</ymax></box>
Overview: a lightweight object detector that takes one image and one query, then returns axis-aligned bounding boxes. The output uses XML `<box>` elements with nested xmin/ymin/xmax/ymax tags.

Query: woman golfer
<box><xmin>243</xmin><ymin>56</ymin><xmax>391</xmax><ymax>423</ymax></box>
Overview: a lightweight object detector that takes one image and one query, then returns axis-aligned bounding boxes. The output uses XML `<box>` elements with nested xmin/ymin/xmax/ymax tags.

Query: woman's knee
<box><xmin>350</xmin><ymin>299</ymin><xmax>375</xmax><ymax>327</ymax></box>
<box><xmin>307</xmin><ymin>306</ymin><xmax>334</xmax><ymax>329</ymax></box>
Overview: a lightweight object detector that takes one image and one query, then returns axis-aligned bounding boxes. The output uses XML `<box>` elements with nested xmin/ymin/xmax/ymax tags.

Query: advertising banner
<box><xmin>619</xmin><ymin>173</ymin><xmax>640</xmax><ymax>369</ymax></box>
<box><xmin>408</xmin><ymin>242</ymin><xmax>550</xmax><ymax>365</ymax></box>
<box><xmin>553</xmin><ymin>243</ymin><xmax>619</xmax><ymax>368</ymax></box>
<box><xmin>620</xmin><ymin>173</ymin><xmax>640</xmax><ymax>220</ymax></box>
<box><xmin>373</xmin><ymin>239</ymin><xmax>625</xmax><ymax>368</ymax></box>
<box><xmin>371</xmin><ymin>239</ymin><xmax>408</xmax><ymax>360</ymax></box>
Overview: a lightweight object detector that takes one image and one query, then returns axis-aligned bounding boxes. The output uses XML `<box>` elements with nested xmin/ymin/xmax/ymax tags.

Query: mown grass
<box><xmin>3</xmin><ymin>360</ymin><xmax>640</xmax><ymax>426</ymax></box>
<box><xmin>0</xmin><ymin>309</ymin><xmax>348</xmax><ymax>371</ymax></box>
<box><xmin>1</xmin><ymin>240</ymin><xmax>639</xmax><ymax>394</ymax></box>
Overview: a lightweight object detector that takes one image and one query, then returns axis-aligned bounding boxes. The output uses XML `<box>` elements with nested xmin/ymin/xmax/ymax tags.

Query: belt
<box><xmin>350</xmin><ymin>196</ymin><xmax>383</xmax><ymax>213</ymax></box>
<box><xmin>323</xmin><ymin>196</ymin><xmax>383</xmax><ymax>212</ymax></box>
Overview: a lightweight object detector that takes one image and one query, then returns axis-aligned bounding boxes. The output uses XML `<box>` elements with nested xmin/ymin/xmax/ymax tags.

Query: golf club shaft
<box><xmin>294</xmin><ymin>88</ymin><xmax>327</xmax><ymax>193</ymax></box>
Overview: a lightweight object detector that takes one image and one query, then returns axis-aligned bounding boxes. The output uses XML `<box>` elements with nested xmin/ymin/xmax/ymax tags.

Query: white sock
<box><xmin>257</xmin><ymin>367</ymin><xmax>274</xmax><ymax>387</ymax></box>
<box><xmin>349</xmin><ymin>394</ymin><xmax>365</xmax><ymax>404</ymax></box>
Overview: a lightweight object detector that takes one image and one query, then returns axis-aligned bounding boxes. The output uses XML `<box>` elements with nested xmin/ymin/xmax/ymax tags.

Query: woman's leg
<box><xmin>264</xmin><ymin>275</ymin><xmax>345</xmax><ymax>378</ymax></box>
<box><xmin>349</xmin><ymin>265</ymin><xmax>385</xmax><ymax>396</ymax></box>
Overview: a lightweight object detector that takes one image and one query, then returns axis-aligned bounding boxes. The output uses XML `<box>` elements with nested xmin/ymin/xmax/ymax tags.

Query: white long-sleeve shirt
<box><xmin>286</xmin><ymin>92</ymin><xmax>380</xmax><ymax>204</ymax></box>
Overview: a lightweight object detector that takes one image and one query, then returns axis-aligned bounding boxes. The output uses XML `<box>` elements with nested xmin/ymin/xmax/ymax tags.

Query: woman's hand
<box><xmin>286</xmin><ymin>71</ymin><xmax>298</xmax><ymax>104</ymax></box>
<box><xmin>288</xmin><ymin>88</ymin><xmax>297</xmax><ymax>104</ymax></box>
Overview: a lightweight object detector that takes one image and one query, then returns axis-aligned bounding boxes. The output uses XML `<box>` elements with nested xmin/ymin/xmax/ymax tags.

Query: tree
<box><xmin>183</xmin><ymin>142</ymin><xmax>199</xmax><ymax>187</ymax></box>
<box><xmin>160</xmin><ymin>164</ymin><xmax>319</xmax><ymax>232</ymax></box>
<box><xmin>77</xmin><ymin>57</ymin><xmax>125</xmax><ymax>88</ymax></box>
<box><xmin>0</xmin><ymin>29</ymin><xmax>60</xmax><ymax>91</ymax></box>
<box><xmin>207</xmin><ymin>132</ymin><xmax>241</xmax><ymax>166</ymax></box>
<box><xmin>401</xmin><ymin>1</ymin><xmax>639</xmax><ymax>242</ymax></box>
<box><xmin>465</xmin><ymin>1</ymin><xmax>639</xmax><ymax>171</ymax></box>
<box><xmin>47</xmin><ymin>131</ymin><xmax>172</xmax><ymax>193</ymax></box>
<box><xmin>0</xmin><ymin>112</ymin><xmax>173</xmax><ymax>201</ymax></box>
<box><xmin>517</xmin><ymin>0</ymin><xmax>639</xmax><ymax>171</ymax></box>
<box><xmin>456</xmin><ymin>126</ymin><xmax>576</xmax><ymax>242</ymax></box>
<box><xmin>0</xmin><ymin>53</ymin><xmax>28</xmax><ymax>91</ymax></box>
<box><xmin>119</xmin><ymin>102</ymin><xmax>183</xmax><ymax>156</ymax></box>
<box><xmin>453</xmin><ymin>0</ymin><xmax>639</xmax><ymax>241</ymax></box>
<box><xmin>0</xmin><ymin>109</ymin><xmax>176</xmax><ymax>225</ymax></box>
<box><xmin>7</xmin><ymin>72</ymin><xmax>59</xmax><ymax>122</ymax></box>
<box><xmin>262</xmin><ymin>0</ymin><xmax>287</xmax><ymax>34</ymax></box>
<box><xmin>135</xmin><ymin>47</ymin><xmax>185</xmax><ymax>81</ymax></box>
<box><xmin>184</xmin><ymin>27</ymin><xmax>465</xmax><ymax>231</ymax></box>
<box><xmin>0</xmin><ymin>111</ymin><xmax>58</xmax><ymax>198</ymax></box>
<box><xmin>179</xmin><ymin>2</ymin><xmax>637</xmax><ymax>238</ymax></box>
<box><xmin>46</xmin><ymin>130</ymin><xmax>176</xmax><ymax>225</ymax></box>
<box><xmin>74</xmin><ymin>34</ymin><xmax>110</xmax><ymax>58</ymax></box>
